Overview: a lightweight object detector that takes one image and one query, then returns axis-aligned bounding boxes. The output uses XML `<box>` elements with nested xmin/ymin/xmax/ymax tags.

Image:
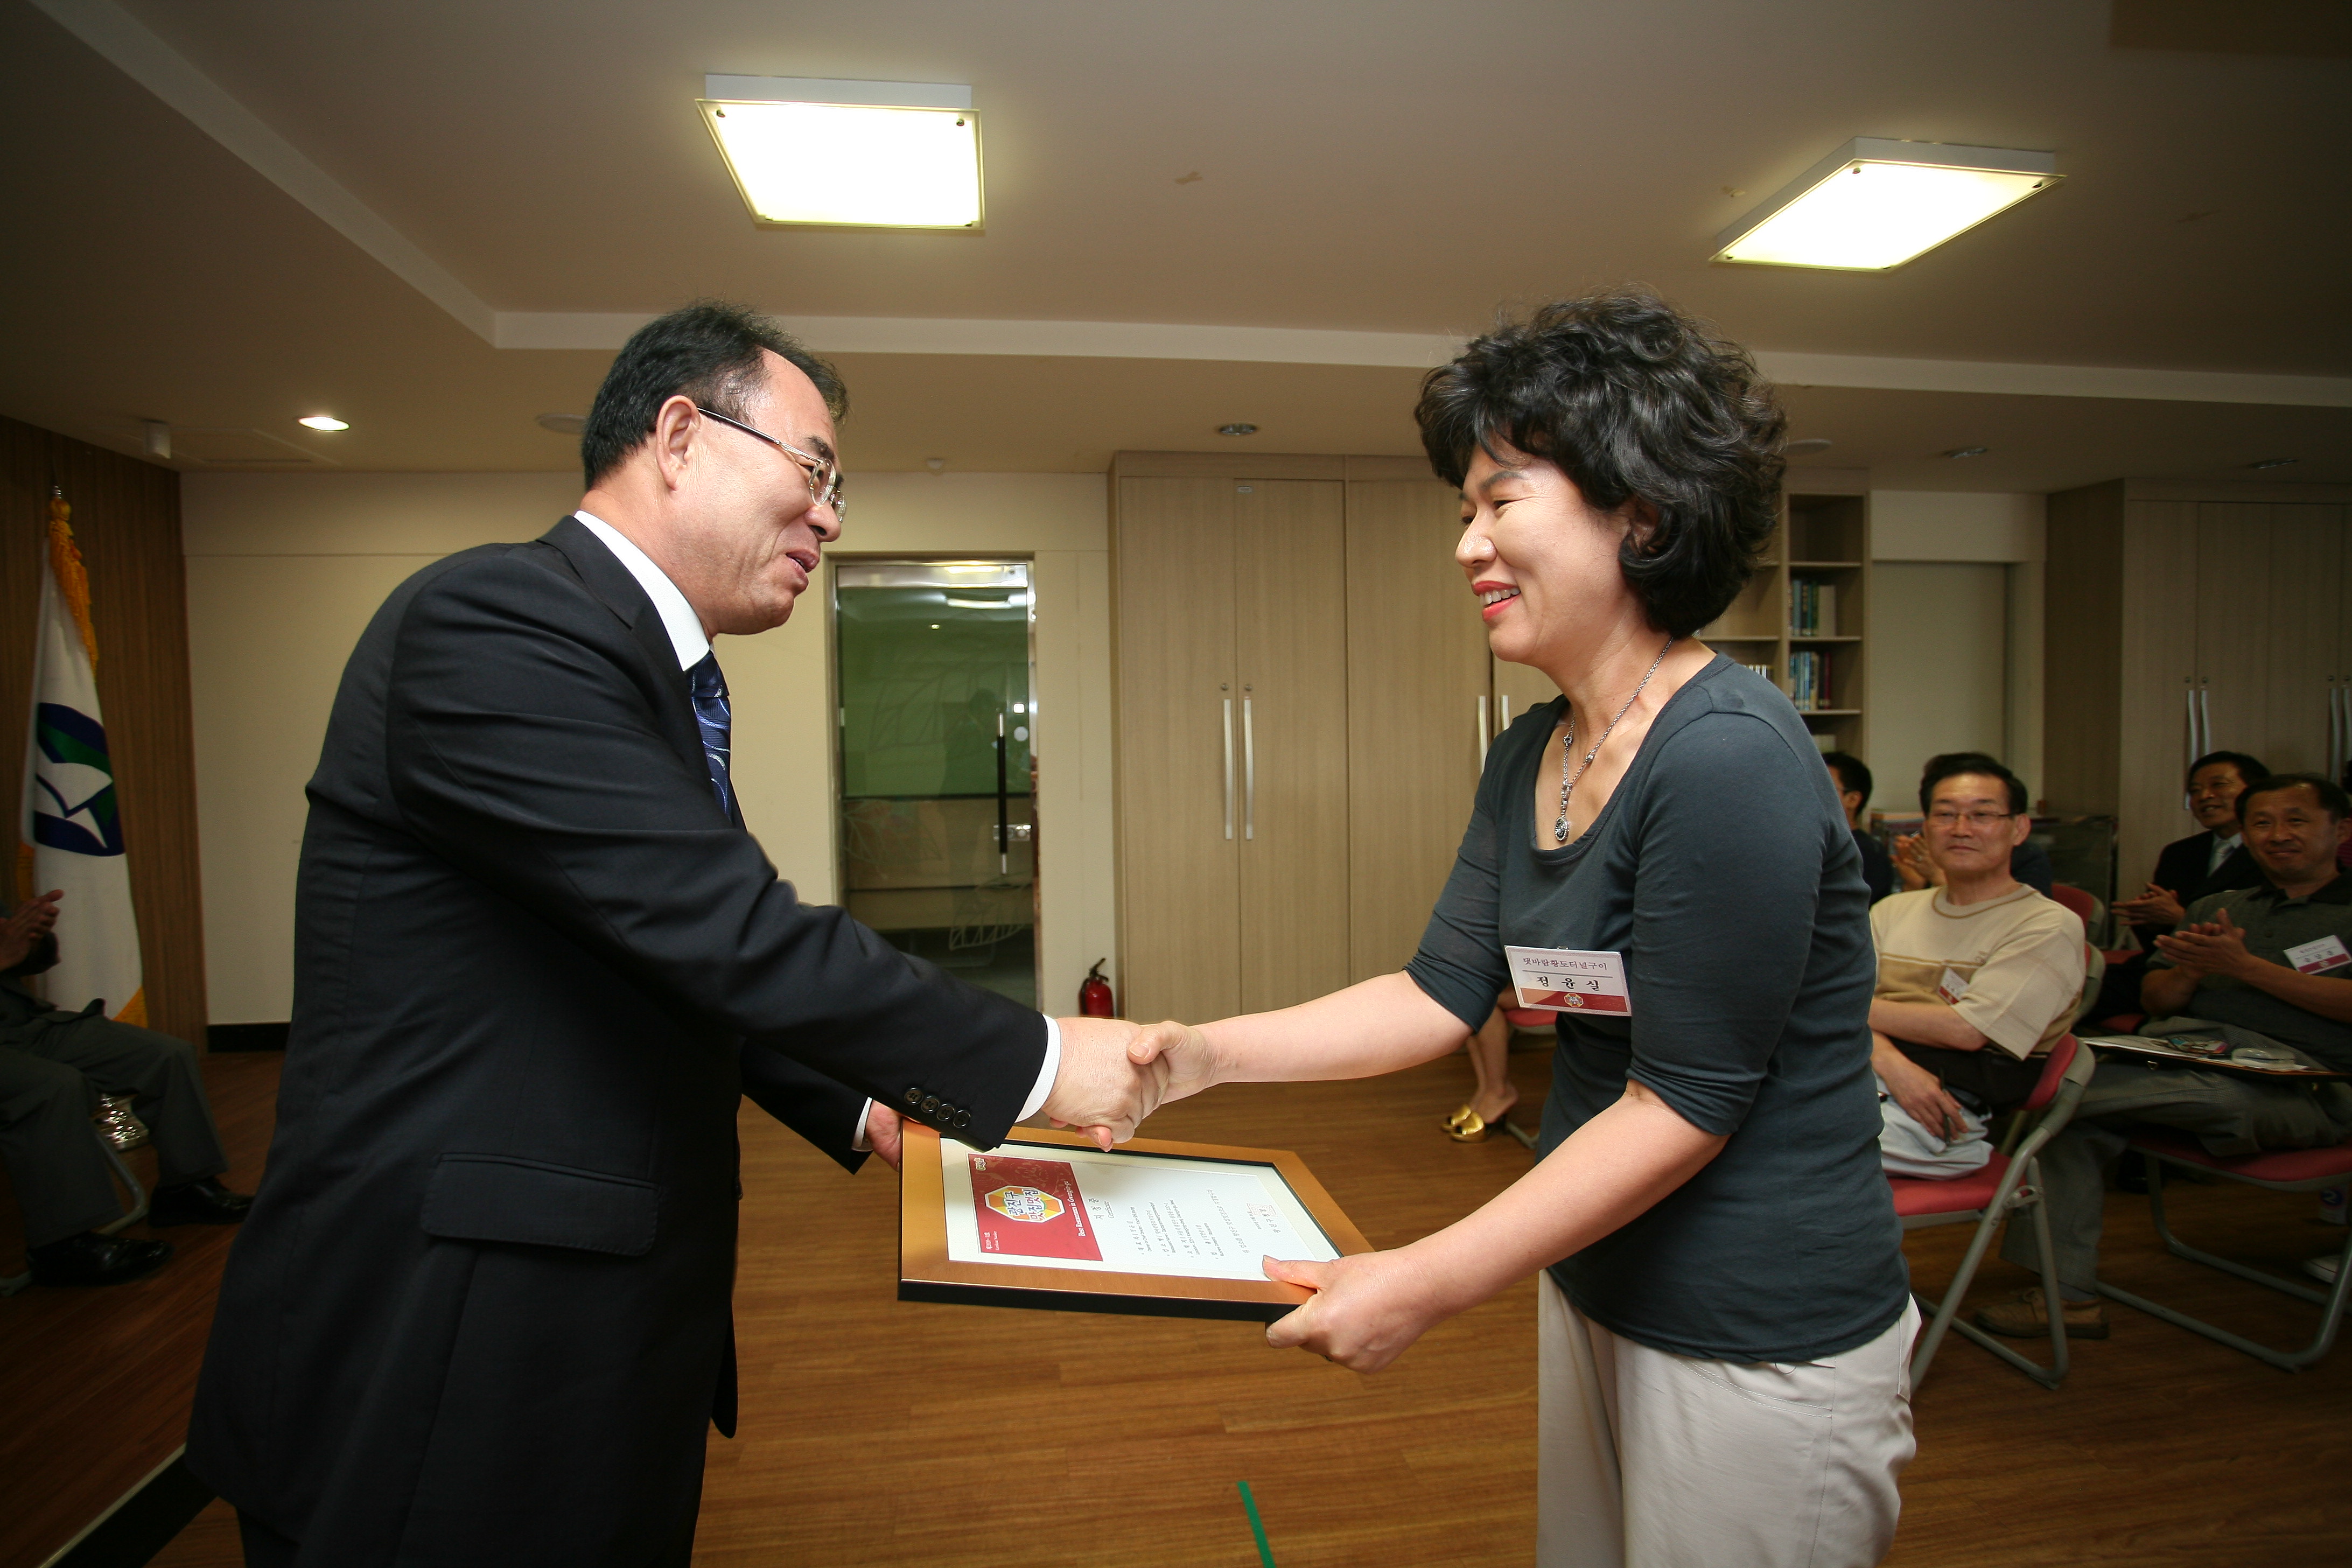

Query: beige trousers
<box><xmin>1536</xmin><ymin>1273</ymin><xmax>1920</xmax><ymax>1568</ymax></box>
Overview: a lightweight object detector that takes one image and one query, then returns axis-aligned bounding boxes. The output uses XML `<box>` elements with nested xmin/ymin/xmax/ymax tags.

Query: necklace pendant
<box><xmin>1553</xmin><ymin>814</ymin><xmax>1570</xmax><ymax>844</ymax></box>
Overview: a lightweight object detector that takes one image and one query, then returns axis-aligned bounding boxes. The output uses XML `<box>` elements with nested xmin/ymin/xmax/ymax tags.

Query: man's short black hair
<box><xmin>1414</xmin><ymin>289</ymin><xmax>1787</xmax><ymax>638</ymax></box>
<box><xmin>1918</xmin><ymin>752</ymin><xmax>2029</xmax><ymax>816</ymax></box>
<box><xmin>2237</xmin><ymin>771</ymin><xmax>2351</xmax><ymax>823</ymax></box>
<box><xmin>579</xmin><ymin>301</ymin><xmax>847</xmax><ymax>488</ymax></box>
<box><xmin>1821</xmin><ymin>750</ymin><xmax>1872</xmax><ymax>804</ymax></box>
<box><xmin>2188</xmin><ymin>750</ymin><xmax>2269</xmax><ymax>788</ymax></box>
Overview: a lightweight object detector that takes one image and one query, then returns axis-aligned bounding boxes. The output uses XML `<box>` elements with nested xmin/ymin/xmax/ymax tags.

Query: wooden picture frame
<box><xmin>899</xmin><ymin>1124</ymin><xmax>1373</xmax><ymax>1321</ymax></box>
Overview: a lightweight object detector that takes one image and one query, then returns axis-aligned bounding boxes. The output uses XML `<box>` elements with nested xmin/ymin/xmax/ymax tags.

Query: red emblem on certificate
<box><xmin>969</xmin><ymin>1154</ymin><xmax>1101</xmax><ymax>1261</ymax></box>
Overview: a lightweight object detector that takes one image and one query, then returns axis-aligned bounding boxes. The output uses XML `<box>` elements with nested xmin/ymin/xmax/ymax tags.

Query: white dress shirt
<box><xmin>570</xmin><ymin>512</ymin><xmax>1061</xmax><ymax>1145</ymax></box>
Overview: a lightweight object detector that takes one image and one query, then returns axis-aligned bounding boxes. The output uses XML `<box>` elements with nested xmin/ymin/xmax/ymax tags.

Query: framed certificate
<box><xmin>899</xmin><ymin>1124</ymin><xmax>1373</xmax><ymax>1321</ymax></box>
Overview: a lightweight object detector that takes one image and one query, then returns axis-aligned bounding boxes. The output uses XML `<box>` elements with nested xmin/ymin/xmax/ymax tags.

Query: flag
<box><xmin>20</xmin><ymin>493</ymin><xmax>144</xmax><ymax>1025</ymax></box>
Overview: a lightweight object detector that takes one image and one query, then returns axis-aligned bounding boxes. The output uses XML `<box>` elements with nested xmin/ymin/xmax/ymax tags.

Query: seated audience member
<box><xmin>0</xmin><ymin>891</ymin><xmax>251</xmax><ymax>1286</ymax></box>
<box><xmin>2092</xmin><ymin>750</ymin><xmax>2270</xmax><ymax>1018</ymax></box>
<box><xmin>1891</xmin><ymin>751</ymin><xmax>2056</xmax><ymax>897</ymax></box>
<box><xmin>2341</xmin><ymin>759</ymin><xmax>2352</xmax><ymax>873</ymax></box>
<box><xmin>1822</xmin><ymin>750</ymin><xmax>1895</xmax><ymax>904</ymax></box>
<box><xmin>1869</xmin><ymin>757</ymin><xmax>2085</xmax><ymax>1171</ymax></box>
<box><xmin>1977</xmin><ymin>772</ymin><xmax>2352</xmax><ymax>1341</ymax></box>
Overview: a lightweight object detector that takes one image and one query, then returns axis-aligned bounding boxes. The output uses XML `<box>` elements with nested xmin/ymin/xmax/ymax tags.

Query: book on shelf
<box><xmin>1788</xmin><ymin>579</ymin><xmax>1838</xmax><ymax>637</ymax></box>
<box><xmin>1787</xmin><ymin>649</ymin><xmax>1830</xmax><ymax>711</ymax></box>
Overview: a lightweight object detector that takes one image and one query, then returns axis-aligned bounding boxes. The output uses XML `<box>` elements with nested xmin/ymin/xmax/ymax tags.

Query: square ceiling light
<box><xmin>699</xmin><ymin>75</ymin><xmax>982</xmax><ymax>230</ymax></box>
<box><xmin>1714</xmin><ymin>138</ymin><xmax>2059</xmax><ymax>270</ymax></box>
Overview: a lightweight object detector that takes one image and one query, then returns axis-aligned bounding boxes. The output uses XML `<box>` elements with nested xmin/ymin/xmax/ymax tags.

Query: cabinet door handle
<box><xmin>2198</xmin><ymin>684</ymin><xmax>2213</xmax><ymax>755</ymax></box>
<box><xmin>1477</xmin><ymin>696</ymin><xmax>1489</xmax><ymax>765</ymax></box>
<box><xmin>1221</xmin><ymin>697</ymin><xmax>1235</xmax><ymax>841</ymax></box>
<box><xmin>2183</xmin><ymin>682</ymin><xmax>2199</xmax><ymax>785</ymax></box>
<box><xmin>2323</xmin><ymin>682</ymin><xmax>2342</xmax><ymax>780</ymax></box>
<box><xmin>1242</xmin><ymin>696</ymin><xmax>1256</xmax><ymax>841</ymax></box>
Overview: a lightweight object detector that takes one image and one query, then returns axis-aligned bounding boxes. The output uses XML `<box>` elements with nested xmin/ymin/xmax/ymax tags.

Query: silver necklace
<box><xmin>1555</xmin><ymin>635</ymin><xmax>1676</xmax><ymax>844</ymax></box>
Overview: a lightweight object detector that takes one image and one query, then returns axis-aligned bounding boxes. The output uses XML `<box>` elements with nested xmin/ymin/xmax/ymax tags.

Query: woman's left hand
<box><xmin>1262</xmin><ymin>1250</ymin><xmax>1447</xmax><ymax>1373</ymax></box>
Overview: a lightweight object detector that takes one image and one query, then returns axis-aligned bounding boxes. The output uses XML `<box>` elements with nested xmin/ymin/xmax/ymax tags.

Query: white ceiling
<box><xmin>3</xmin><ymin>0</ymin><xmax>2348</xmax><ymax>488</ymax></box>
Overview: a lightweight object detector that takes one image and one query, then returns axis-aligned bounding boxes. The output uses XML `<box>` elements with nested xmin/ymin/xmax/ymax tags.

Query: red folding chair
<box><xmin>2096</xmin><ymin>1130</ymin><xmax>2352</xmax><ymax>1370</ymax></box>
<box><xmin>1888</xmin><ymin>1034</ymin><xmax>2095</xmax><ymax>1392</ymax></box>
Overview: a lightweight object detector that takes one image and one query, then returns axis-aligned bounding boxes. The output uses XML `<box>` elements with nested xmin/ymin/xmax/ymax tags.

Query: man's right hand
<box><xmin>1040</xmin><ymin>1016</ymin><xmax>1170</xmax><ymax>1148</ymax></box>
<box><xmin>1879</xmin><ymin>1048</ymin><xmax>1968</xmax><ymax>1144</ymax></box>
<box><xmin>0</xmin><ymin>889</ymin><xmax>62</xmax><ymax>972</ymax></box>
<box><xmin>2115</xmin><ymin>884</ymin><xmax>2186</xmax><ymax>928</ymax></box>
<box><xmin>1125</xmin><ymin>1020</ymin><xmax>1223</xmax><ymax>1106</ymax></box>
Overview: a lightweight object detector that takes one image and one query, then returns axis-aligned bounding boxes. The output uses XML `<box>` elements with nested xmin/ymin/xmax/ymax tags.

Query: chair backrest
<box><xmin>2050</xmin><ymin>882</ymin><xmax>2096</xmax><ymax>929</ymax></box>
<box><xmin>2019</xmin><ymin>1033</ymin><xmax>2080</xmax><ymax>1115</ymax></box>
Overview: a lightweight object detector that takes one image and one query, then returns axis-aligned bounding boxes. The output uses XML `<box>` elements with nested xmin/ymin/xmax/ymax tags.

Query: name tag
<box><xmin>1936</xmin><ymin>967</ymin><xmax>1972</xmax><ymax>1005</ymax></box>
<box><xmin>2284</xmin><ymin>934</ymin><xmax>2352</xmax><ymax>975</ymax></box>
<box><xmin>1506</xmin><ymin>946</ymin><xmax>1631</xmax><ymax>1016</ymax></box>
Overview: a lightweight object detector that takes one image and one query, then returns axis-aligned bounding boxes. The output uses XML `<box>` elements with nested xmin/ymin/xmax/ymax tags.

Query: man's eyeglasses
<box><xmin>1926</xmin><ymin>809</ymin><xmax>2018</xmax><ymax>829</ymax></box>
<box><xmin>693</xmin><ymin>404</ymin><xmax>845</xmax><ymax>523</ymax></box>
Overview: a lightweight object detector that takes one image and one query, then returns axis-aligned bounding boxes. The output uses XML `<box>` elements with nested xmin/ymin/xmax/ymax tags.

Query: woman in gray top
<box><xmin>1136</xmin><ymin>291</ymin><xmax>1915</xmax><ymax>1567</ymax></box>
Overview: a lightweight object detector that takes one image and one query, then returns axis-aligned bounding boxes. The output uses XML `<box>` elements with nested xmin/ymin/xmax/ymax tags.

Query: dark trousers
<box><xmin>0</xmin><ymin>1016</ymin><xmax>227</xmax><ymax>1246</ymax></box>
<box><xmin>237</xmin><ymin>1509</ymin><xmax>298</xmax><ymax>1568</ymax></box>
<box><xmin>1891</xmin><ymin>1037</ymin><xmax>2045</xmax><ymax>1112</ymax></box>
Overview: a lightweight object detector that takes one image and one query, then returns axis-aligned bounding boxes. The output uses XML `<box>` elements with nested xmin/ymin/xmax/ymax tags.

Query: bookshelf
<box><xmin>1701</xmin><ymin>470</ymin><xmax>1871</xmax><ymax>758</ymax></box>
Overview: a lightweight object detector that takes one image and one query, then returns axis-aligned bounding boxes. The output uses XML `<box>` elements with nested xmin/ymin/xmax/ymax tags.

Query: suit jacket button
<box><xmin>954</xmin><ymin>1110</ymin><xmax>971</xmax><ymax>1129</ymax></box>
<box><xmin>905</xmin><ymin>1087</ymin><xmax>922</xmax><ymax>1107</ymax></box>
<box><xmin>922</xmin><ymin>1095</ymin><xmax>939</xmax><ymax>1114</ymax></box>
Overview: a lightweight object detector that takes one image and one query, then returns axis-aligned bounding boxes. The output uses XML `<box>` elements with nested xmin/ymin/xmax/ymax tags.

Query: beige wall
<box><xmin>183</xmin><ymin>470</ymin><xmax>1113</xmax><ymax>1024</ymax></box>
<box><xmin>1867</xmin><ymin>490</ymin><xmax>2047</xmax><ymax>810</ymax></box>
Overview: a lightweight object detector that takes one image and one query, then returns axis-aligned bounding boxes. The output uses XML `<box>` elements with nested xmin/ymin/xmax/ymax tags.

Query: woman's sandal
<box><xmin>1443</xmin><ymin>1103</ymin><xmax>1478</xmax><ymax>1131</ymax></box>
<box><xmin>1448</xmin><ymin>1110</ymin><xmax>1499</xmax><ymax>1143</ymax></box>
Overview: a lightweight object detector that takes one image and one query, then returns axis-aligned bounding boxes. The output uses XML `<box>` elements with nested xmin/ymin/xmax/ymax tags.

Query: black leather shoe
<box><xmin>29</xmin><ymin>1231</ymin><xmax>173</xmax><ymax>1286</ymax></box>
<box><xmin>150</xmin><ymin>1177</ymin><xmax>254</xmax><ymax>1226</ymax></box>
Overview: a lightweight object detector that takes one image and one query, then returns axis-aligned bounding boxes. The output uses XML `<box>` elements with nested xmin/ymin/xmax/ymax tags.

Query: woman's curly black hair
<box><xmin>1415</xmin><ymin>289</ymin><xmax>1787</xmax><ymax>638</ymax></box>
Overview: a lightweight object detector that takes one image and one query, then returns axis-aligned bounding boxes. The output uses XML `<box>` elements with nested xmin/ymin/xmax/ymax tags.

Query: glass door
<box><xmin>833</xmin><ymin>561</ymin><xmax>1037</xmax><ymax>1006</ymax></box>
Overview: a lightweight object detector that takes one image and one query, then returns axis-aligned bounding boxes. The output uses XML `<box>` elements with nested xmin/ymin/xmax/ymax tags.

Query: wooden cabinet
<box><xmin>1343</xmin><ymin>467</ymin><xmax>1493</xmax><ymax>981</ymax></box>
<box><xmin>1111</xmin><ymin>453</ymin><xmax>1488</xmax><ymax>1021</ymax></box>
<box><xmin>1110</xmin><ymin>459</ymin><xmax>1352</xmax><ymax>1024</ymax></box>
<box><xmin>2046</xmin><ymin>480</ymin><xmax>2352</xmax><ymax>885</ymax></box>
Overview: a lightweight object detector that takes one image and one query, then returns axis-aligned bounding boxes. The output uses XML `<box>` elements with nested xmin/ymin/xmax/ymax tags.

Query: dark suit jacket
<box><xmin>2144</xmin><ymin>830</ymin><xmax>2266</xmax><ymax>934</ymax></box>
<box><xmin>188</xmin><ymin>519</ymin><xmax>1045</xmax><ymax>1565</ymax></box>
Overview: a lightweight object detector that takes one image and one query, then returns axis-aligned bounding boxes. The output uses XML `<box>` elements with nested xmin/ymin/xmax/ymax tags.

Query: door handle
<box><xmin>1242</xmin><ymin>695</ymin><xmax>1256</xmax><ymax>841</ymax></box>
<box><xmin>2198</xmin><ymin>683</ymin><xmax>2213</xmax><ymax>756</ymax></box>
<box><xmin>1221</xmin><ymin>697</ymin><xmax>1235</xmax><ymax>841</ymax></box>
<box><xmin>1477</xmin><ymin>696</ymin><xmax>1489</xmax><ymax>765</ymax></box>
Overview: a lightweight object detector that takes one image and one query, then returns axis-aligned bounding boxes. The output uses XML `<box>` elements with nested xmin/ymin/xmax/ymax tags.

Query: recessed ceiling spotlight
<box><xmin>700</xmin><ymin>75</ymin><xmax>982</xmax><ymax>229</ymax></box>
<box><xmin>1784</xmin><ymin>437</ymin><xmax>1834</xmax><ymax>454</ymax></box>
<box><xmin>2245</xmin><ymin>457</ymin><xmax>2299</xmax><ymax>470</ymax></box>
<box><xmin>298</xmin><ymin>415</ymin><xmax>350</xmax><ymax>432</ymax></box>
<box><xmin>1217</xmin><ymin>423</ymin><xmax>1258</xmax><ymax>437</ymax></box>
<box><xmin>1943</xmin><ymin>445</ymin><xmax>1990</xmax><ymax>459</ymax></box>
<box><xmin>536</xmin><ymin>412</ymin><xmax>586</xmax><ymax>435</ymax></box>
<box><xmin>1716</xmin><ymin>138</ymin><xmax>2060</xmax><ymax>270</ymax></box>
<box><xmin>925</xmin><ymin>457</ymin><xmax>947</xmax><ymax>472</ymax></box>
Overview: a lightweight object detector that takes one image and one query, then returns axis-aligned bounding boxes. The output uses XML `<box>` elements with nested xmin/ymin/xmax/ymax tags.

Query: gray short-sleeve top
<box><xmin>1406</xmin><ymin>656</ymin><xmax>1910</xmax><ymax>1363</ymax></box>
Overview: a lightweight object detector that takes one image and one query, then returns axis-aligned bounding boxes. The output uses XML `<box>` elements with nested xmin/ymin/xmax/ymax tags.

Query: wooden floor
<box><xmin>6</xmin><ymin>1047</ymin><xmax>2346</xmax><ymax>1567</ymax></box>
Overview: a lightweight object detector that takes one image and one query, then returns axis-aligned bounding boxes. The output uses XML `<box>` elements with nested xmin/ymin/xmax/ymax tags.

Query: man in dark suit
<box><xmin>1821</xmin><ymin>751</ymin><xmax>1893</xmax><ymax>904</ymax></box>
<box><xmin>187</xmin><ymin>303</ymin><xmax>1163</xmax><ymax>1567</ymax></box>
<box><xmin>2092</xmin><ymin>750</ymin><xmax>2271</xmax><ymax>1019</ymax></box>
<box><xmin>1</xmin><ymin>888</ymin><xmax>251</xmax><ymax>1286</ymax></box>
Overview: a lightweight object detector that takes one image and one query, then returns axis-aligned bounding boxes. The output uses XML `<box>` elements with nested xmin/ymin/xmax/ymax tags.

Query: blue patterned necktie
<box><xmin>687</xmin><ymin>652</ymin><xmax>733</xmax><ymax>819</ymax></box>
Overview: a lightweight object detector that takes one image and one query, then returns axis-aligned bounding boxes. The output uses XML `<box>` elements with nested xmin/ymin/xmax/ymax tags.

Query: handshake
<box><xmin>1037</xmin><ymin>1015</ymin><xmax>1220</xmax><ymax>1148</ymax></box>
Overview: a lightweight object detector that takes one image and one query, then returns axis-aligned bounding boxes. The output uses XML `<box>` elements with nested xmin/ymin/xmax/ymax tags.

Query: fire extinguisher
<box><xmin>1078</xmin><ymin>958</ymin><xmax>1115</xmax><ymax>1018</ymax></box>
